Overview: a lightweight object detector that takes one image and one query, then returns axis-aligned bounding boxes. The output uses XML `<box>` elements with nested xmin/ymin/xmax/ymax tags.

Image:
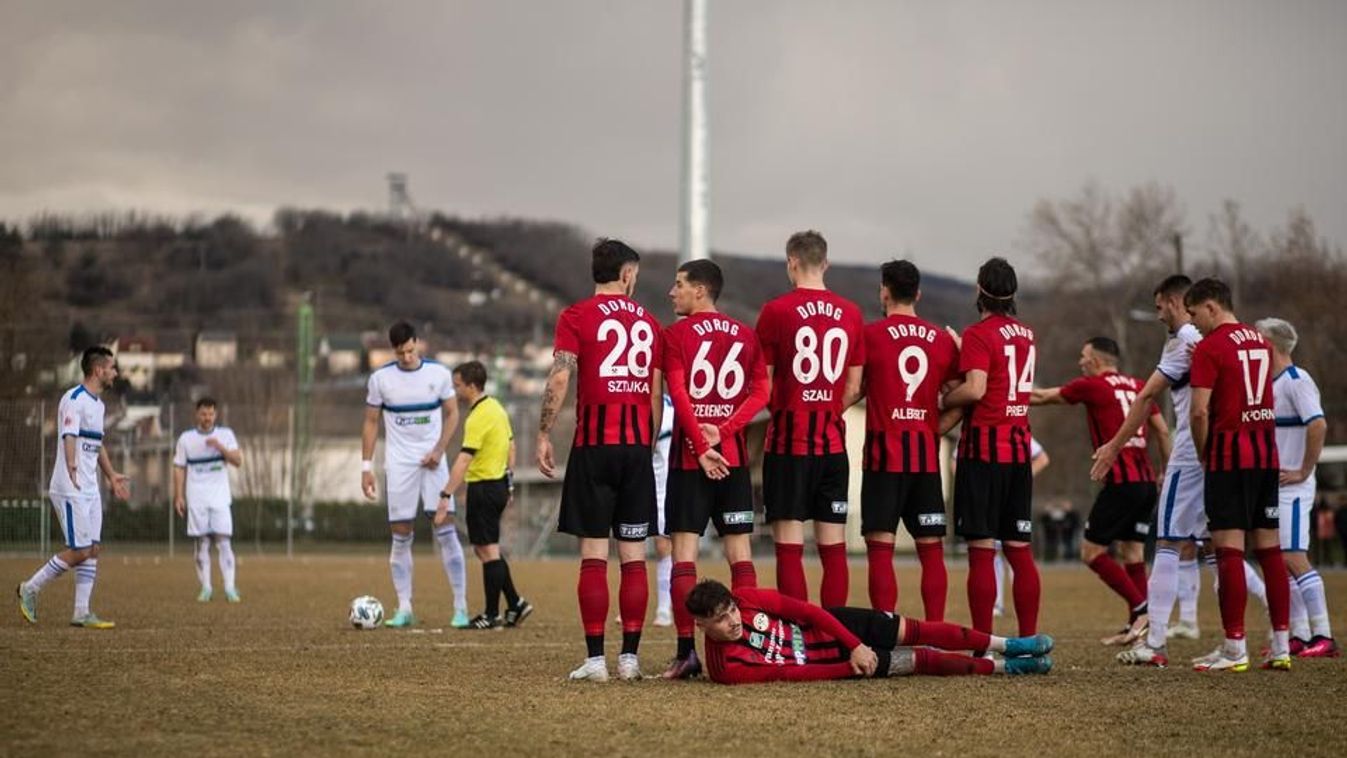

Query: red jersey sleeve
<box><xmin>755</xmin><ymin>303</ymin><xmax>779</xmax><ymax>369</ymax></box>
<box><xmin>1189</xmin><ymin>342</ymin><xmax>1217</xmax><ymax>389</ymax></box>
<box><xmin>1059</xmin><ymin>377</ymin><xmax>1090</xmax><ymax>405</ymax></box>
<box><xmin>646</xmin><ymin>314</ymin><xmax>665</xmax><ymax>373</ymax></box>
<box><xmin>847</xmin><ymin>310</ymin><xmax>866</xmax><ymax>367</ymax></box>
<box><xmin>741</xmin><ymin>589</ymin><xmax>863</xmax><ymax>650</ymax></box>
<box><xmin>959</xmin><ymin>327</ymin><xmax>990</xmax><ymax>374</ymax></box>
<box><xmin>704</xmin><ymin>642</ymin><xmax>856</xmax><ymax>685</ymax></box>
<box><xmin>942</xmin><ymin>332</ymin><xmax>961</xmax><ymax>383</ymax></box>
<box><xmin>553</xmin><ymin>306</ymin><xmax>580</xmax><ymax>356</ymax></box>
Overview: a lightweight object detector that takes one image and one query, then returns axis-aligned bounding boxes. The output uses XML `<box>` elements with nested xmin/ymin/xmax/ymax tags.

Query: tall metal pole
<box><xmin>290</xmin><ymin>295</ymin><xmax>314</xmax><ymax>559</ymax></box>
<box><xmin>680</xmin><ymin>0</ymin><xmax>709</xmax><ymax>262</ymax></box>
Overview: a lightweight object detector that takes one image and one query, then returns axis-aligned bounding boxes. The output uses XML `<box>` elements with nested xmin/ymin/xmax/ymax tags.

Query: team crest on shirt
<box><xmin>752</xmin><ymin>612</ymin><xmax>770</xmax><ymax>632</ymax></box>
<box><xmin>1016</xmin><ymin>520</ymin><xmax>1032</xmax><ymax>533</ymax></box>
<box><xmin>830</xmin><ymin>501</ymin><xmax>848</xmax><ymax>515</ymax></box>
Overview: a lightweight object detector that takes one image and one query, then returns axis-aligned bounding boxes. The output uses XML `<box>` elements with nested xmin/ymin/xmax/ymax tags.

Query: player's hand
<box><xmin>850</xmin><ymin>644</ymin><xmax>879</xmax><ymax>677</ymax></box>
<box><xmin>537</xmin><ymin>435</ymin><xmax>557</xmax><ymax>479</ymax></box>
<box><xmin>1280</xmin><ymin>469</ymin><xmax>1309</xmax><ymax>485</ymax></box>
<box><xmin>110</xmin><ymin>473</ymin><xmax>131</xmax><ymax>501</ymax></box>
<box><xmin>698</xmin><ymin>423</ymin><xmax>722</xmax><ymax>447</ymax></box>
<box><xmin>1089</xmin><ymin>441</ymin><xmax>1120</xmax><ymax>482</ymax></box>
<box><xmin>174</xmin><ymin>496</ymin><xmax>186</xmax><ymax>518</ymax></box>
<box><xmin>205</xmin><ymin>437</ymin><xmax>224</xmax><ymax>452</ymax></box>
<box><xmin>433</xmin><ymin>498</ymin><xmax>452</xmax><ymax>527</ymax></box>
<box><xmin>945</xmin><ymin>326</ymin><xmax>962</xmax><ymax>350</ymax></box>
<box><xmin>420</xmin><ymin>447</ymin><xmax>445</xmax><ymax>469</ymax></box>
<box><xmin>361</xmin><ymin>470</ymin><xmax>377</xmax><ymax>500</ymax></box>
<box><xmin>698</xmin><ymin>449</ymin><xmax>730</xmax><ymax>480</ymax></box>
<box><xmin>68</xmin><ymin>465</ymin><xmax>80</xmax><ymax>490</ymax></box>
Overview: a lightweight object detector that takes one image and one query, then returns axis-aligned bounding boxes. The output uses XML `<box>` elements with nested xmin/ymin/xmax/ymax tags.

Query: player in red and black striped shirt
<box><xmin>754</xmin><ymin>231</ymin><xmax>865</xmax><ymax>607</ymax></box>
<box><xmin>659</xmin><ymin>259</ymin><xmax>770</xmax><ymax>679</ymax></box>
<box><xmin>537</xmin><ymin>239</ymin><xmax>665</xmax><ymax>683</ymax></box>
<box><xmin>857</xmin><ymin>260</ymin><xmax>961</xmax><ymax>620</ymax></box>
<box><xmin>942</xmin><ymin>257</ymin><xmax>1040</xmax><ymax>636</ymax></box>
<box><xmin>1032</xmin><ymin>337</ymin><xmax>1169</xmax><ymax>640</ymax></box>
<box><xmin>685</xmin><ymin>579</ymin><xmax>1053</xmax><ymax>684</ymax></box>
<box><xmin>1186</xmin><ymin>277</ymin><xmax>1291</xmax><ymax>671</ymax></box>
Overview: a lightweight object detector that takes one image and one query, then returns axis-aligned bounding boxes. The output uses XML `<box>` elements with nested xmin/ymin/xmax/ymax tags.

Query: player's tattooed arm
<box><xmin>538</xmin><ymin>351</ymin><xmax>577</xmax><ymax>435</ymax></box>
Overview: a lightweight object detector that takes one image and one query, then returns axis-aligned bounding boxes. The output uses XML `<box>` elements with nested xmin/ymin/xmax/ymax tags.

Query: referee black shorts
<box><xmin>465</xmin><ymin>477</ymin><xmax>510</xmax><ymax>546</ymax></box>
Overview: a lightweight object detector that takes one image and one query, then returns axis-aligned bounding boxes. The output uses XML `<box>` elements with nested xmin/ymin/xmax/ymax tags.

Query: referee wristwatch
<box><xmin>439</xmin><ymin>491</ymin><xmax>453</xmax><ymax>500</ymax></box>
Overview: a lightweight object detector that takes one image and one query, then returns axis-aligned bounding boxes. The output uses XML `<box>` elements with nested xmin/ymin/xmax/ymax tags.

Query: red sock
<box><xmin>1254</xmin><ymin>546</ymin><xmax>1290</xmax><ymax>632</ymax></box>
<box><xmin>671</xmin><ymin>561</ymin><xmax>697</xmax><ymax>638</ymax></box>
<box><xmin>1216</xmin><ymin>547</ymin><xmax>1248</xmax><ymax>640</ymax></box>
<box><xmin>916</xmin><ymin>541</ymin><xmax>948</xmax><ymax>621</ymax></box>
<box><xmin>818</xmin><ymin>542</ymin><xmax>849</xmax><ymax>607</ymax></box>
<box><xmin>730</xmin><ymin>560</ymin><xmax>757</xmax><ymax>589</ymax></box>
<box><xmin>901</xmin><ymin>618</ymin><xmax>991</xmax><ymax>652</ymax></box>
<box><xmin>865</xmin><ymin>540</ymin><xmax>897</xmax><ymax>613</ymax></box>
<box><xmin>1089</xmin><ymin>554</ymin><xmax>1146</xmax><ymax>610</ymax></box>
<box><xmin>1124</xmin><ymin>561</ymin><xmax>1148</xmax><ymax>603</ymax></box>
<box><xmin>913</xmin><ymin>647</ymin><xmax>994</xmax><ymax>676</ymax></box>
<box><xmin>578</xmin><ymin>558</ymin><xmax>609</xmax><ymax>637</ymax></box>
<box><xmin>967</xmin><ymin>546</ymin><xmax>997</xmax><ymax>634</ymax></box>
<box><xmin>1003</xmin><ymin>543</ymin><xmax>1040</xmax><ymax>636</ymax></box>
<box><xmin>775</xmin><ymin>543</ymin><xmax>808</xmax><ymax>601</ymax></box>
<box><xmin>619</xmin><ymin>560</ymin><xmax>648</xmax><ymax>634</ymax></box>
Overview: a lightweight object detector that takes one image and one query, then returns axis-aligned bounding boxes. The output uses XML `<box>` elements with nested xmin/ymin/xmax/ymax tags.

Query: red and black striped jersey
<box><xmin>552</xmin><ymin>294</ymin><xmax>663</xmax><ymax>448</ymax></box>
<box><xmin>956</xmin><ymin>314</ymin><xmax>1035</xmax><ymax>465</ymax></box>
<box><xmin>1190</xmin><ymin>322</ymin><xmax>1279</xmax><ymax>472</ymax></box>
<box><xmin>703</xmin><ymin>588</ymin><xmax>863</xmax><ymax>685</ymax></box>
<box><xmin>1059</xmin><ymin>371</ymin><xmax>1159</xmax><ymax>484</ymax></box>
<box><xmin>862</xmin><ymin>314</ymin><xmax>960</xmax><ymax>473</ymax></box>
<box><xmin>755</xmin><ymin>289</ymin><xmax>865</xmax><ymax>457</ymax></box>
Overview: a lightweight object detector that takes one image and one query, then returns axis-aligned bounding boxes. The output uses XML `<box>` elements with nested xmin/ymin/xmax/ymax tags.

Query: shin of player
<box><xmin>1186</xmin><ymin>278</ymin><xmax>1290</xmax><ymax>671</ymax></box>
<box><xmin>361</xmin><ymin>321</ymin><xmax>464</xmax><ymax>629</ymax></box>
<box><xmin>173</xmin><ymin>397</ymin><xmax>244</xmax><ymax>603</ymax></box>
<box><xmin>17</xmin><ymin>347</ymin><xmax>130</xmax><ymax>629</ymax></box>
<box><xmin>660</xmin><ymin>260</ymin><xmax>770</xmax><ymax>678</ymax></box>
<box><xmin>756</xmin><ymin>231</ymin><xmax>866</xmax><ymax>606</ymax></box>
<box><xmin>539</xmin><ymin>239</ymin><xmax>664</xmax><ymax>682</ymax></box>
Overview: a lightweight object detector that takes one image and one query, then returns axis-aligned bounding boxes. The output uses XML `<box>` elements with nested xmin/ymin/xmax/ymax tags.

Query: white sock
<box><xmin>26</xmin><ymin>556</ymin><xmax>70</xmax><ymax>593</ymax></box>
<box><xmin>1225</xmin><ymin>637</ymin><xmax>1248</xmax><ymax>658</ymax></box>
<box><xmin>993</xmin><ymin>548</ymin><xmax>1006</xmax><ymax>609</ymax></box>
<box><xmin>390</xmin><ymin>532</ymin><xmax>414</xmax><ymax>613</ymax></box>
<box><xmin>434</xmin><ymin>524</ymin><xmax>468</xmax><ymax>614</ymax></box>
<box><xmin>73</xmin><ymin>558</ymin><xmax>97</xmax><ymax>617</ymax></box>
<box><xmin>1271</xmin><ymin>629</ymin><xmax>1290</xmax><ymax>658</ymax></box>
<box><xmin>1177</xmin><ymin>558</ymin><xmax>1199</xmax><ymax>625</ymax></box>
<box><xmin>1287</xmin><ymin>574</ymin><xmax>1311</xmax><ymax>640</ymax></box>
<box><xmin>1296</xmin><ymin>570</ymin><xmax>1333</xmax><ymax>639</ymax></box>
<box><xmin>1147</xmin><ymin>547</ymin><xmax>1180</xmax><ymax>649</ymax></box>
<box><xmin>195</xmin><ymin>538</ymin><xmax>213</xmax><ymax>592</ymax></box>
<box><xmin>656</xmin><ymin>555</ymin><xmax>673</xmax><ymax>613</ymax></box>
<box><xmin>1203</xmin><ymin>551</ymin><xmax>1219</xmax><ymax>592</ymax></box>
<box><xmin>216</xmin><ymin>536</ymin><xmax>237</xmax><ymax>593</ymax></box>
<box><xmin>1244</xmin><ymin>561</ymin><xmax>1268</xmax><ymax>610</ymax></box>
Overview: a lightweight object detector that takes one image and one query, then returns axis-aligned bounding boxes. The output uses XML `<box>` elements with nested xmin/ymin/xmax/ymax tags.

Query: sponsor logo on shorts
<box><xmin>394</xmin><ymin>415</ymin><xmax>433</xmax><ymax>427</ymax></box>
<box><xmin>1265</xmin><ymin>507</ymin><xmax>1279</xmax><ymax>520</ymax></box>
<box><xmin>1016</xmin><ymin>520</ymin><xmax>1032</xmax><ymax>534</ymax></box>
<box><xmin>1136</xmin><ymin>522</ymin><xmax>1150</xmax><ymax>535</ymax></box>
<box><xmin>918</xmin><ymin>513</ymin><xmax>946</xmax><ymax>527</ymax></box>
<box><xmin>617</xmin><ymin>522</ymin><xmax>649</xmax><ymax>539</ymax></box>
<box><xmin>723</xmin><ymin>511</ymin><xmax>753</xmax><ymax>525</ymax></box>
<box><xmin>753</xmin><ymin>612</ymin><xmax>770</xmax><ymax>632</ymax></box>
<box><xmin>830</xmin><ymin>501</ymin><xmax>848</xmax><ymax>515</ymax></box>
<box><xmin>748</xmin><ymin>632</ymin><xmax>765</xmax><ymax>648</ymax></box>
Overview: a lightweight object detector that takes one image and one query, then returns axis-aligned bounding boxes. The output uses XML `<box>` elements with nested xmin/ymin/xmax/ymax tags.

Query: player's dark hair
<box><xmin>975</xmin><ymin>257</ymin><xmax>1017</xmax><ymax>315</ymax></box>
<box><xmin>786</xmin><ymin>230</ymin><xmax>828</xmax><ymax>268</ymax></box>
<box><xmin>1183</xmin><ymin>277</ymin><xmax>1233</xmax><ymax>311</ymax></box>
<box><xmin>678</xmin><ymin>259</ymin><xmax>723</xmax><ymax>302</ymax></box>
<box><xmin>195</xmin><ymin>397</ymin><xmax>218</xmax><ymax>410</ymax></box>
<box><xmin>453</xmin><ymin>360</ymin><xmax>488</xmax><ymax>391</ymax></box>
<box><xmin>1153</xmin><ymin>274</ymin><xmax>1192</xmax><ymax>299</ymax></box>
<box><xmin>685</xmin><ymin>578</ymin><xmax>735</xmax><ymax>619</ymax></box>
<box><xmin>80</xmin><ymin>346</ymin><xmax>114</xmax><ymax>376</ymax></box>
<box><xmin>388</xmin><ymin>320</ymin><xmax>416</xmax><ymax>348</ymax></box>
<box><xmin>1085</xmin><ymin>337</ymin><xmax>1121</xmax><ymax>362</ymax></box>
<box><xmin>881</xmin><ymin>259</ymin><xmax>920</xmax><ymax>304</ymax></box>
<box><xmin>592</xmin><ymin>238</ymin><xmax>641</xmax><ymax>284</ymax></box>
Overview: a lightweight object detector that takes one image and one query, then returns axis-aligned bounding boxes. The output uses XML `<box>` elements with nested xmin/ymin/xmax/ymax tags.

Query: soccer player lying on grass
<box><xmin>685</xmin><ymin>579</ymin><xmax>1053</xmax><ymax>684</ymax></box>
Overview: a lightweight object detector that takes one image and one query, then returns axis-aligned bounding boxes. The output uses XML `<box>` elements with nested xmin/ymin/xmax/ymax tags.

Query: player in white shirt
<box><xmin>174</xmin><ymin>397</ymin><xmax>243</xmax><ymax>603</ymax></box>
<box><xmin>361</xmin><ymin>322</ymin><xmax>468</xmax><ymax>629</ymax></box>
<box><xmin>17</xmin><ymin>347</ymin><xmax>131</xmax><ymax>628</ymax></box>
<box><xmin>1256</xmin><ymin>318</ymin><xmax>1337</xmax><ymax>657</ymax></box>
<box><xmin>652</xmin><ymin>394</ymin><xmax>675</xmax><ymax>626</ymax></box>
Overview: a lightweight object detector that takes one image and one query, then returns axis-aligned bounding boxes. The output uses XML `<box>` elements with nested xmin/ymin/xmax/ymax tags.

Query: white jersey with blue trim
<box><xmin>50</xmin><ymin>384</ymin><xmax>105</xmax><ymax>497</ymax></box>
<box><xmin>174</xmin><ymin>426</ymin><xmax>240</xmax><ymax>507</ymax></box>
<box><xmin>366</xmin><ymin>360</ymin><xmax>456</xmax><ymax>468</ymax></box>
<box><xmin>1155</xmin><ymin>322</ymin><xmax>1202</xmax><ymax>470</ymax></box>
<box><xmin>652</xmin><ymin>394</ymin><xmax>674</xmax><ymax>498</ymax></box>
<box><xmin>1272</xmin><ymin>364</ymin><xmax>1325</xmax><ymax>474</ymax></box>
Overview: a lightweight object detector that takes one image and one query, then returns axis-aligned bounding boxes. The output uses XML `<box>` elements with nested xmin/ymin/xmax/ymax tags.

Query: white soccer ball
<box><xmin>349</xmin><ymin>595</ymin><xmax>385</xmax><ymax>629</ymax></box>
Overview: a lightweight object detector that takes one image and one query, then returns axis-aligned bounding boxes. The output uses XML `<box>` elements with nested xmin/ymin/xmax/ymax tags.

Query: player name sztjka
<box><xmin>998</xmin><ymin>322</ymin><xmax>1035</xmax><ymax>342</ymax></box>
<box><xmin>885</xmin><ymin>323</ymin><xmax>939</xmax><ymax>343</ymax></box>
<box><xmin>607</xmin><ymin>379</ymin><xmax>651</xmax><ymax>394</ymax></box>
<box><xmin>691</xmin><ymin>317</ymin><xmax>741</xmax><ymax>337</ymax></box>
<box><xmin>794</xmin><ymin>300</ymin><xmax>847</xmax><ymax>322</ymax></box>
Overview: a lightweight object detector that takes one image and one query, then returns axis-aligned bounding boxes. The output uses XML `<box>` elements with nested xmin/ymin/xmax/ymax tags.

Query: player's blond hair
<box><xmin>1255</xmin><ymin>317</ymin><xmax>1298</xmax><ymax>355</ymax></box>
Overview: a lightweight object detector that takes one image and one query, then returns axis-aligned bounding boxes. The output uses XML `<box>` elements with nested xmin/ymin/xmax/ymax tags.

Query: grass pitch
<box><xmin>3</xmin><ymin>551</ymin><xmax>1345</xmax><ymax>757</ymax></box>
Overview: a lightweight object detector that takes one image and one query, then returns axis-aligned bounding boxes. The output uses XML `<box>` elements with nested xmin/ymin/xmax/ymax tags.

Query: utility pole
<box><xmin>679</xmin><ymin>0</ymin><xmax>709</xmax><ymax>262</ymax></box>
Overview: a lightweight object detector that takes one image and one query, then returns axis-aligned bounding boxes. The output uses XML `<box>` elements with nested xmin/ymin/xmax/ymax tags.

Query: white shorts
<box><xmin>51</xmin><ymin>492</ymin><xmax>102</xmax><ymax>550</ymax></box>
<box><xmin>187</xmin><ymin>500</ymin><xmax>234</xmax><ymax>537</ymax></box>
<box><xmin>385</xmin><ymin>462</ymin><xmax>450</xmax><ymax>522</ymax></box>
<box><xmin>1156</xmin><ymin>465</ymin><xmax>1208</xmax><ymax>542</ymax></box>
<box><xmin>1279</xmin><ymin>479</ymin><xmax>1315</xmax><ymax>552</ymax></box>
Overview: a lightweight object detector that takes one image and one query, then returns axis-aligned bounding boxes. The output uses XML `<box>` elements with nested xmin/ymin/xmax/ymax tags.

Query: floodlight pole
<box><xmin>680</xmin><ymin>0</ymin><xmax>709</xmax><ymax>262</ymax></box>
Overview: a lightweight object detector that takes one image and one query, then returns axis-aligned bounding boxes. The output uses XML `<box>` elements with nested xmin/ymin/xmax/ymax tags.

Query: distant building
<box><xmin>196</xmin><ymin>331</ymin><xmax>237</xmax><ymax>369</ymax></box>
<box><xmin>114</xmin><ymin>335</ymin><xmax>157</xmax><ymax>390</ymax></box>
<box><xmin>321</xmin><ymin>333</ymin><xmax>363</xmax><ymax>375</ymax></box>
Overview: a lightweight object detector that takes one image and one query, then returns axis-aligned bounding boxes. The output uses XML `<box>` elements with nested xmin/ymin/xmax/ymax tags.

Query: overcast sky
<box><xmin>2</xmin><ymin>0</ymin><xmax>1343</xmax><ymax>278</ymax></box>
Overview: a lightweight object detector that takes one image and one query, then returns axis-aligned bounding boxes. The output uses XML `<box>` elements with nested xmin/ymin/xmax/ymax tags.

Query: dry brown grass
<box><xmin>3</xmin><ymin>552</ymin><xmax>1344</xmax><ymax>757</ymax></box>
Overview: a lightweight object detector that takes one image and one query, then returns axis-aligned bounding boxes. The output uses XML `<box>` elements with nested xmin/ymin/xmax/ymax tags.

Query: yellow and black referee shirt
<box><xmin>462</xmin><ymin>396</ymin><xmax>512</xmax><ymax>482</ymax></box>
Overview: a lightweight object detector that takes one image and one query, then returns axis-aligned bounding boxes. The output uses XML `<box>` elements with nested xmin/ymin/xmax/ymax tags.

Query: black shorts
<box><xmin>558</xmin><ymin>445</ymin><xmax>657</xmax><ymax>541</ymax></box>
<box><xmin>861</xmin><ymin>470</ymin><xmax>946</xmax><ymax>537</ymax></box>
<box><xmin>1204</xmin><ymin>468</ymin><xmax>1279</xmax><ymax>532</ymax></box>
<box><xmin>825</xmin><ymin>606</ymin><xmax>902</xmax><ymax>677</ymax></box>
<box><xmin>762</xmin><ymin>452</ymin><xmax>850</xmax><ymax>524</ymax></box>
<box><xmin>953</xmin><ymin>458</ymin><xmax>1032</xmax><ymax>542</ymax></box>
<box><xmin>1083</xmin><ymin>482</ymin><xmax>1156</xmax><ymax>545</ymax></box>
<box><xmin>466</xmin><ymin>478</ymin><xmax>510</xmax><ymax>546</ymax></box>
<box><xmin>665</xmin><ymin>467</ymin><xmax>755</xmax><ymax>537</ymax></box>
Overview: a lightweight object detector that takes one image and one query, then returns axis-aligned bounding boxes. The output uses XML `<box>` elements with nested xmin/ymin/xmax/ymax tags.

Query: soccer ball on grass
<box><xmin>349</xmin><ymin>595</ymin><xmax>385</xmax><ymax>629</ymax></box>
